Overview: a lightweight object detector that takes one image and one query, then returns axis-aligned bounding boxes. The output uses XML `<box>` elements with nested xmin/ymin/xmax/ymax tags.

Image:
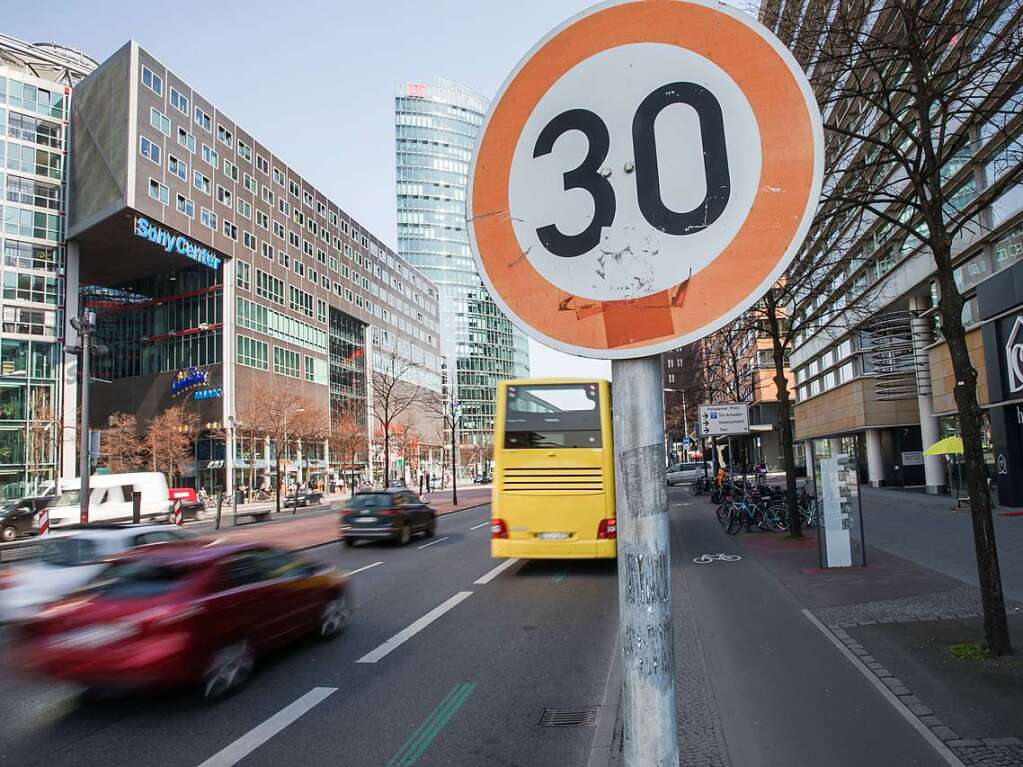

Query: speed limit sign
<box><xmin>468</xmin><ymin>0</ymin><xmax>823</xmax><ymax>359</ymax></box>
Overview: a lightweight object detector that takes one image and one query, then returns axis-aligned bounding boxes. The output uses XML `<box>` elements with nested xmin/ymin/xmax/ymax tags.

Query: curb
<box><xmin>588</xmin><ymin>629</ymin><xmax>623</xmax><ymax>767</ymax></box>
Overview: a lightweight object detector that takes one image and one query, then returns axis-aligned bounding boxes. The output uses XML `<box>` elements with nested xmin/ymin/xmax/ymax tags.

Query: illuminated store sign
<box><xmin>171</xmin><ymin>367</ymin><xmax>208</xmax><ymax>395</ymax></box>
<box><xmin>134</xmin><ymin>217</ymin><xmax>222</xmax><ymax>270</ymax></box>
<box><xmin>194</xmin><ymin>388</ymin><xmax>223</xmax><ymax>400</ymax></box>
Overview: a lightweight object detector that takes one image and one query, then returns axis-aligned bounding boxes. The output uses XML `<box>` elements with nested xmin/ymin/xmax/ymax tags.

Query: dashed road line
<box><xmin>469</xmin><ymin>521</ymin><xmax>490</xmax><ymax>531</ymax></box>
<box><xmin>385</xmin><ymin>682</ymin><xmax>477</xmax><ymax>767</ymax></box>
<box><xmin>474</xmin><ymin>558</ymin><xmax>519</xmax><ymax>585</ymax></box>
<box><xmin>356</xmin><ymin>592</ymin><xmax>474</xmax><ymax>664</ymax></box>
<box><xmin>417</xmin><ymin>537</ymin><xmax>449</xmax><ymax>549</ymax></box>
<box><xmin>346</xmin><ymin>561</ymin><xmax>383</xmax><ymax>576</ymax></box>
<box><xmin>198</xmin><ymin>686</ymin><xmax>337</xmax><ymax>767</ymax></box>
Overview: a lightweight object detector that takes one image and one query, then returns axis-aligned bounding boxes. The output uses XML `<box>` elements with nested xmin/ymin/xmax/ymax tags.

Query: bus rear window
<box><xmin>504</xmin><ymin>384</ymin><xmax>602</xmax><ymax>448</ymax></box>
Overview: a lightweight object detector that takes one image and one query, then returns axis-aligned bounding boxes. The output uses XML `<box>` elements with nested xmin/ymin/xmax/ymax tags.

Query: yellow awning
<box><xmin>923</xmin><ymin>436</ymin><xmax>964</xmax><ymax>455</ymax></box>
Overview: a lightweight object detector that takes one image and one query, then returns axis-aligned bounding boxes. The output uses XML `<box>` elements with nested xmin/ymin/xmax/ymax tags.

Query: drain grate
<box><xmin>538</xmin><ymin>706</ymin><xmax>599</xmax><ymax>727</ymax></box>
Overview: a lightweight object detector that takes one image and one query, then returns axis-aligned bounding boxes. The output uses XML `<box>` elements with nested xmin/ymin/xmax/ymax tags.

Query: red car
<box><xmin>9</xmin><ymin>542</ymin><xmax>350</xmax><ymax>699</ymax></box>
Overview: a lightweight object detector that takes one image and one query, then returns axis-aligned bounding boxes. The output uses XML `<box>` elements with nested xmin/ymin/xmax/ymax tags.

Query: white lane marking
<box><xmin>198</xmin><ymin>686</ymin><xmax>337</xmax><ymax>767</ymax></box>
<box><xmin>469</xmin><ymin>521</ymin><xmax>490</xmax><ymax>531</ymax></box>
<box><xmin>346</xmin><ymin>561</ymin><xmax>383</xmax><ymax>576</ymax></box>
<box><xmin>356</xmin><ymin>591</ymin><xmax>474</xmax><ymax>664</ymax></box>
<box><xmin>801</xmin><ymin>609</ymin><xmax>962</xmax><ymax>766</ymax></box>
<box><xmin>474</xmin><ymin>558</ymin><xmax>520</xmax><ymax>585</ymax></box>
<box><xmin>417</xmin><ymin>536</ymin><xmax>449</xmax><ymax>549</ymax></box>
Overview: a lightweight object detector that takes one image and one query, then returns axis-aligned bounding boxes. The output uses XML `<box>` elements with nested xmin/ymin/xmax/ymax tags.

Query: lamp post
<box><xmin>277</xmin><ymin>406</ymin><xmax>304</xmax><ymax>514</ymax></box>
<box><xmin>450</xmin><ymin>398</ymin><xmax>462</xmax><ymax>506</ymax></box>
<box><xmin>68</xmin><ymin>311</ymin><xmax>106</xmax><ymax>525</ymax></box>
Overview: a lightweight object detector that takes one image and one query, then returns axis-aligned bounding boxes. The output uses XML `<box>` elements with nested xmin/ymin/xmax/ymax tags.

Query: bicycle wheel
<box><xmin>690</xmin><ymin>481</ymin><xmax>700</xmax><ymax>496</ymax></box>
<box><xmin>710</xmin><ymin>488</ymin><xmax>723</xmax><ymax>505</ymax></box>
<box><xmin>716</xmin><ymin>503</ymin><xmax>730</xmax><ymax>527</ymax></box>
<box><xmin>725</xmin><ymin>506</ymin><xmax>743</xmax><ymax>535</ymax></box>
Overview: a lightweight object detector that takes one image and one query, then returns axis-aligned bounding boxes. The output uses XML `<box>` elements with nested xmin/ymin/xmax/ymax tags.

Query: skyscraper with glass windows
<box><xmin>395</xmin><ymin>78</ymin><xmax>529</xmax><ymax>448</ymax></box>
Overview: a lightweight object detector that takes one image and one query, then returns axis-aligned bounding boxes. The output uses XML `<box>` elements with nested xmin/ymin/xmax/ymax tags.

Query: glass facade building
<box><xmin>0</xmin><ymin>38</ymin><xmax>95</xmax><ymax>498</ymax></box>
<box><xmin>395</xmin><ymin>79</ymin><xmax>529</xmax><ymax>446</ymax></box>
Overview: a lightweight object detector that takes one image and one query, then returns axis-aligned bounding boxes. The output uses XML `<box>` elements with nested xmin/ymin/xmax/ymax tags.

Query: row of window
<box><xmin>235</xmin><ymin>333</ymin><xmax>327</xmax><ymax>385</ymax></box>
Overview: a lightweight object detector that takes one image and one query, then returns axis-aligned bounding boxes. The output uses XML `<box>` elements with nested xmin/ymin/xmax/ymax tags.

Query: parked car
<box><xmin>472</xmin><ymin>474</ymin><xmax>492</xmax><ymax>485</ymax></box>
<box><xmin>666</xmin><ymin>462</ymin><xmax>712</xmax><ymax>486</ymax></box>
<box><xmin>284</xmin><ymin>488</ymin><xmax>324</xmax><ymax>507</ymax></box>
<box><xmin>0</xmin><ymin>524</ymin><xmax>194</xmax><ymax>622</ymax></box>
<box><xmin>0</xmin><ymin>496</ymin><xmax>54</xmax><ymax>542</ymax></box>
<box><xmin>48</xmin><ymin>473</ymin><xmax>173</xmax><ymax>527</ymax></box>
<box><xmin>169</xmin><ymin>488</ymin><xmax>206</xmax><ymax>521</ymax></box>
<box><xmin>9</xmin><ymin>542</ymin><xmax>350</xmax><ymax>699</ymax></box>
<box><xmin>340</xmin><ymin>489</ymin><xmax>436</xmax><ymax>546</ymax></box>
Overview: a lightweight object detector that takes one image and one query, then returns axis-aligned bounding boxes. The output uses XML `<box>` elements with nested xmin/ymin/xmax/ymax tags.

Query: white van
<box><xmin>48</xmin><ymin>473</ymin><xmax>173</xmax><ymax>527</ymax></box>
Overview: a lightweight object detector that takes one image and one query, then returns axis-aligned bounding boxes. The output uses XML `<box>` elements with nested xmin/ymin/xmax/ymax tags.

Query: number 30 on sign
<box><xmin>468</xmin><ymin>0</ymin><xmax>823</xmax><ymax>359</ymax></box>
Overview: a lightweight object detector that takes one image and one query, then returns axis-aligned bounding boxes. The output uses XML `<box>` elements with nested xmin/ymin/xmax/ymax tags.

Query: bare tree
<box><xmin>331</xmin><ymin>400</ymin><xmax>367</xmax><ymax>494</ymax></box>
<box><xmin>26</xmin><ymin>389</ymin><xmax>57</xmax><ymax>494</ymax></box>
<box><xmin>144</xmin><ymin>403</ymin><xmax>198</xmax><ymax>484</ymax></box>
<box><xmin>238</xmin><ymin>377</ymin><xmax>319</xmax><ymax>513</ymax></box>
<box><xmin>769</xmin><ymin>0</ymin><xmax>1022</xmax><ymax>654</ymax></box>
<box><xmin>371</xmin><ymin>348</ymin><xmax>424</xmax><ymax>486</ymax></box>
<box><xmin>99</xmin><ymin>412</ymin><xmax>145</xmax><ymax>474</ymax></box>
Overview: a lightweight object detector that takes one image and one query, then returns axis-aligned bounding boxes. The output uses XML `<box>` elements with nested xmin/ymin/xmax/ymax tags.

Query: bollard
<box><xmin>172</xmin><ymin>499</ymin><xmax>183</xmax><ymax>526</ymax></box>
<box><xmin>38</xmin><ymin>508</ymin><xmax>49</xmax><ymax>536</ymax></box>
<box><xmin>132</xmin><ymin>491</ymin><xmax>142</xmax><ymax>524</ymax></box>
<box><xmin>215</xmin><ymin>493</ymin><xmax>223</xmax><ymax>530</ymax></box>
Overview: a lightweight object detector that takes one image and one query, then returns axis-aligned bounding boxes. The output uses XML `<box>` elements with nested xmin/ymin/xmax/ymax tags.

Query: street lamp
<box><xmin>68</xmin><ymin>310</ymin><xmax>106</xmax><ymax>525</ymax></box>
<box><xmin>450</xmin><ymin>399</ymin><xmax>462</xmax><ymax>506</ymax></box>
<box><xmin>277</xmin><ymin>406</ymin><xmax>304</xmax><ymax>513</ymax></box>
<box><xmin>663</xmin><ymin>386</ymin><xmax>689</xmax><ymax>461</ymax></box>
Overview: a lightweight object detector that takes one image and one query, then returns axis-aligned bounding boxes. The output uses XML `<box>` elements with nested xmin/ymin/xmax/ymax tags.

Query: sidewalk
<box><xmin>673</xmin><ymin>493</ymin><xmax>1023</xmax><ymax>766</ymax></box>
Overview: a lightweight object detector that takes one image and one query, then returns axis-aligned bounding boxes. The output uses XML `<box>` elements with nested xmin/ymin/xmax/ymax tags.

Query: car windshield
<box><xmin>350</xmin><ymin>493</ymin><xmax>393</xmax><ymax>509</ymax></box>
<box><xmin>85</xmin><ymin>561</ymin><xmax>196</xmax><ymax>599</ymax></box>
<box><xmin>40</xmin><ymin>538</ymin><xmax>99</xmax><ymax>567</ymax></box>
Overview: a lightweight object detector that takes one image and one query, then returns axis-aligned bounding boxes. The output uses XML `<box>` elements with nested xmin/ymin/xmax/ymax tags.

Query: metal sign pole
<box><xmin>612</xmin><ymin>356</ymin><xmax>679</xmax><ymax>767</ymax></box>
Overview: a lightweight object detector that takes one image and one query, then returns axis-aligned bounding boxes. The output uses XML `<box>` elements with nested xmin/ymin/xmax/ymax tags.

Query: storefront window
<box><xmin>0</xmin><ymin>382</ymin><xmax>25</xmax><ymax>421</ymax></box>
<box><xmin>0</xmin><ymin>428</ymin><xmax>25</xmax><ymax>466</ymax></box>
<box><xmin>0</xmin><ymin>339</ymin><xmax>27</xmax><ymax>376</ymax></box>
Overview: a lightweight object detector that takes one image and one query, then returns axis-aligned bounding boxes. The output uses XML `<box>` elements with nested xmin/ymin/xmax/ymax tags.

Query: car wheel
<box><xmin>319</xmin><ymin>594</ymin><xmax>351</xmax><ymax>638</ymax></box>
<box><xmin>202</xmin><ymin>640</ymin><xmax>254</xmax><ymax>701</ymax></box>
<box><xmin>343</xmin><ymin>537</ymin><xmax>357</xmax><ymax>547</ymax></box>
<box><xmin>1</xmin><ymin>525</ymin><xmax>17</xmax><ymax>542</ymax></box>
<box><xmin>423</xmin><ymin>520</ymin><xmax>436</xmax><ymax>538</ymax></box>
<box><xmin>397</xmin><ymin>525</ymin><xmax>412</xmax><ymax>546</ymax></box>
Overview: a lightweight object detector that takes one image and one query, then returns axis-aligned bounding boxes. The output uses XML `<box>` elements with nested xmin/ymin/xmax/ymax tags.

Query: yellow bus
<box><xmin>491</xmin><ymin>378</ymin><xmax>616</xmax><ymax>559</ymax></box>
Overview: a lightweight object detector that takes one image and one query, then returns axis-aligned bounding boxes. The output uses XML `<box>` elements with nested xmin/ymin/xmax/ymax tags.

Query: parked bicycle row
<box><xmin>707</xmin><ymin>482</ymin><xmax>820</xmax><ymax>535</ymax></box>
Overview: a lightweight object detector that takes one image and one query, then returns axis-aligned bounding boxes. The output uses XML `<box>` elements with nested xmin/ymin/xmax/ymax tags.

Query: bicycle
<box><xmin>725</xmin><ymin>488</ymin><xmax>786</xmax><ymax>534</ymax></box>
<box><xmin>689</xmin><ymin>475</ymin><xmax>711</xmax><ymax>496</ymax></box>
<box><xmin>769</xmin><ymin>487</ymin><xmax>819</xmax><ymax>529</ymax></box>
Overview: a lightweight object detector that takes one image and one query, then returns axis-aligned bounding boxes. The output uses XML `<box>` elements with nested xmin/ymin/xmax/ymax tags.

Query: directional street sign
<box><xmin>468</xmin><ymin>0</ymin><xmax>823</xmax><ymax>359</ymax></box>
<box><xmin>698</xmin><ymin>403</ymin><xmax>750</xmax><ymax>437</ymax></box>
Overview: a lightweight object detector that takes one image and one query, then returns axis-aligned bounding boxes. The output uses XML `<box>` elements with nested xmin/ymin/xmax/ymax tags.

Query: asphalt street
<box><xmin>0</xmin><ymin>503</ymin><xmax>619</xmax><ymax>767</ymax></box>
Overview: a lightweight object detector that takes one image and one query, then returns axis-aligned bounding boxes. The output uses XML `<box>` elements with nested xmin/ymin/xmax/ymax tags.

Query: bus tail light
<box><xmin>491</xmin><ymin>519</ymin><xmax>508</xmax><ymax>539</ymax></box>
<box><xmin>597</xmin><ymin>518</ymin><xmax>616</xmax><ymax>540</ymax></box>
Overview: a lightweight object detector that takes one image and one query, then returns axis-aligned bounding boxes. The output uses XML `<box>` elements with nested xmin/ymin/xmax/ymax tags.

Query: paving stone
<box><xmin>906</xmin><ymin>704</ymin><xmax>932</xmax><ymax>717</ymax></box>
<box><xmin>932</xmin><ymin>725</ymin><xmax>959</xmax><ymax>741</ymax></box>
<box><xmin>982</xmin><ymin>738</ymin><xmax>1022</xmax><ymax>747</ymax></box>
<box><xmin>919</xmin><ymin>715</ymin><xmax>944</xmax><ymax>726</ymax></box>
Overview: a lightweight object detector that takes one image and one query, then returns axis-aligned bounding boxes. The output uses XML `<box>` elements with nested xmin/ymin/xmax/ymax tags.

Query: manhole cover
<box><xmin>538</xmin><ymin>707</ymin><xmax>599</xmax><ymax>727</ymax></box>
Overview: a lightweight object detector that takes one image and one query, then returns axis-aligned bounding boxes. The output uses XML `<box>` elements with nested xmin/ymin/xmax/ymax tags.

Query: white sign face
<box><xmin>469</xmin><ymin>0</ymin><xmax>824</xmax><ymax>359</ymax></box>
<box><xmin>508</xmin><ymin>43</ymin><xmax>762</xmax><ymax>301</ymax></box>
<box><xmin>698</xmin><ymin>403</ymin><xmax>749</xmax><ymax>436</ymax></box>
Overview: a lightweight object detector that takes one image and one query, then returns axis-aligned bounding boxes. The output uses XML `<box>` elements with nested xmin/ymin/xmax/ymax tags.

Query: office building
<box><xmin>395</xmin><ymin>78</ymin><xmax>529</xmax><ymax>450</ymax></box>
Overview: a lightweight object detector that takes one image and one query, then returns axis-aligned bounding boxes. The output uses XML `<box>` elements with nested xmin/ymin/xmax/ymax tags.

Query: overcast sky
<box><xmin>5</xmin><ymin>0</ymin><xmax>748</xmax><ymax>380</ymax></box>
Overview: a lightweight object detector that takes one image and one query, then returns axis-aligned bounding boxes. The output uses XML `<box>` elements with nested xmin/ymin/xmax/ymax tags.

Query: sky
<box><xmin>4</xmin><ymin>0</ymin><xmax>635</xmax><ymax>379</ymax></box>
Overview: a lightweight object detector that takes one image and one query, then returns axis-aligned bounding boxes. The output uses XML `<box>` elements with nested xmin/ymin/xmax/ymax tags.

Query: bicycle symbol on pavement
<box><xmin>692</xmin><ymin>553</ymin><xmax>742</xmax><ymax>564</ymax></box>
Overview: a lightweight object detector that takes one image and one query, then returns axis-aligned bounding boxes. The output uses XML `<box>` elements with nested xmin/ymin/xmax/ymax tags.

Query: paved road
<box><xmin>0</xmin><ymin>503</ymin><xmax>619</xmax><ymax>767</ymax></box>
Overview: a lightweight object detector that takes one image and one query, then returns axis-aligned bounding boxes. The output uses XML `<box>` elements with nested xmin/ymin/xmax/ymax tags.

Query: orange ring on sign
<box><xmin>469</xmin><ymin>0</ymin><xmax>822</xmax><ymax>358</ymax></box>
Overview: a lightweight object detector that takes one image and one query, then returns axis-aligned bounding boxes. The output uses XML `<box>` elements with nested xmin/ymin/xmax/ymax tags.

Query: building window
<box><xmin>200</xmin><ymin>207</ymin><xmax>217</xmax><ymax>230</ymax></box>
<box><xmin>278</xmin><ymin>249</ymin><xmax>289</xmax><ymax>268</ymax></box>
<box><xmin>223</xmin><ymin>220</ymin><xmax>238</xmax><ymax>241</ymax></box>
<box><xmin>279</xmin><ymin>198</ymin><xmax>290</xmax><ymax>216</ymax></box>
<box><xmin>216</xmin><ymin>185</ymin><xmax>232</xmax><ymax>207</ymax></box>
<box><xmin>256</xmin><ymin>154</ymin><xmax>269</xmax><ymax>174</ymax></box>
<box><xmin>237</xmin><ymin>335</ymin><xmax>268</xmax><ymax>370</ymax></box>
<box><xmin>261</xmin><ymin>242</ymin><xmax>274</xmax><ymax>260</ymax></box>
<box><xmin>176</xmin><ymin>194</ymin><xmax>194</xmax><ymax>218</ymax></box>
<box><xmin>272</xmin><ymin>221</ymin><xmax>286</xmax><ymax>239</ymax></box>
<box><xmin>141</xmin><ymin>66</ymin><xmax>163</xmax><ymax>95</ymax></box>
<box><xmin>168</xmin><ymin>154</ymin><xmax>187</xmax><ymax>180</ymax></box>
<box><xmin>148</xmin><ymin>178</ymin><xmax>169</xmax><ymax>205</ymax></box>
<box><xmin>244</xmin><ymin>174</ymin><xmax>258</xmax><ymax>194</ymax></box>
<box><xmin>202</xmin><ymin>143</ymin><xmax>219</xmax><ymax>169</ymax></box>
<box><xmin>243</xmin><ymin>231</ymin><xmax>257</xmax><ymax>251</ymax></box>
<box><xmin>237</xmin><ymin>199</ymin><xmax>252</xmax><ymax>219</ymax></box>
<box><xmin>273</xmin><ymin>346</ymin><xmax>300</xmax><ymax>378</ymax></box>
<box><xmin>177</xmin><ymin>127</ymin><xmax>196</xmax><ymax>154</ymax></box>
<box><xmin>236</xmin><ymin>260</ymin><xmax>251</xmax><ymax>291</ymax></box>
<box><xmin>194</xmin><ymin>106</ymin><xmax>212</xmax><ymax>132</ymax></box>
<box><xmin>289</xmin><ymin>286</ymin><xmax>313</xmax><ymax>317</ymax></box>
<box><xmin>150</xmin><ymin>108</ymin><xmax>170</xmax><ymax>137</ymax></box>
<box><xmin>256</xmin><ymin>270</ymin><xmax>285</xmax><ymax>305</ymax></box>
<box><xmin>2</xmin><ymin>272</ymin><xmax>58</xmax><ymax>304</ymax></box>
<box><xmin>223</xmin><ymin>159</ymin><xmax>238</xmax><ymax>182</ymax></box>
<box><xmin>193</xmin><ymin>171</ymin><xmax>211</xmax><ymax>195</ymax></box>
<box><xmin>170</xmin><ymin>87</ymin><xmax>188</xmax><ymax>115</ymax></box>
<box><xmin>256</xmin><ymin>210</ymin><xmax>269</xmax><ymax>229</ymax></box>
<box><xmin>272</xmin><ymin>167</ymin><xmax>285</xmax><ymax>186</ymax></box>
<box><xmin>139</xmin><ymin>135</ymin><xmax>161</xmax><ymax>165</ymax></box>
<box><xmin>261</xmin><ymin>185</ymin><xmax>275</xmax><ymax>205</ymax></box>
<box><xmin>317</xmin><ymin>299</ymin><xmax>327</xmax><ymax>324</ymax></box>
<box><xmin>289</xmin><ymin>179</ymin><xmax>300</xmax><ymax>197</ymax></box>
<box><xmin>217</xmin><ymin>124</ymin><xmax>233</xmax><ymax>148</ymax></box>
<box><xmin>238</xmin><ymin>139</ymin><xmax>252</xmax><ymax>161</ymax></box>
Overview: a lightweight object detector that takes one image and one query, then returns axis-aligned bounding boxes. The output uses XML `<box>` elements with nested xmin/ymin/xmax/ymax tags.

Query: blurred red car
<box><xmin>9</xmin><ymin>542</ymin><xmax>350</xmax><ymax>699</ymax></box>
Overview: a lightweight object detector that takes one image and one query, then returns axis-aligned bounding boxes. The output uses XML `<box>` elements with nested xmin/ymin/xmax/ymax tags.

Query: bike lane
<box><xmin>668</xmin><ymin>490</ymin><xmax>941</xmax><ymax>766</ymax></box>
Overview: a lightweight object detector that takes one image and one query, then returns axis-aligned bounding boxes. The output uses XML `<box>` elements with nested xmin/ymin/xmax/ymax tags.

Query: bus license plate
<box><xmin>355</xmin><ymin>516</ymin><xmax>377</xmax><ymax>523</ymax></box>
<box><xmin>538</xmin><ymin>532</ymin><xmax>569</xmax><ymax>540</ymax></box>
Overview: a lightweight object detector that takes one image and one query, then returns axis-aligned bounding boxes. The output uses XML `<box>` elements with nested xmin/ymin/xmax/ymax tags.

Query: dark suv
<box><xmin>340</xmin><ymin>490</ymin><xmax>436</xmax><ymax>546</ymax></box>
<box><xmin>0</xmin><ymin>497</ymin><xmax>53</xmax><ymax>542</ymax></box>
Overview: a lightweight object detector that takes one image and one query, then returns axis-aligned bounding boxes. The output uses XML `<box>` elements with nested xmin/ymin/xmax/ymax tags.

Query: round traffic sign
<box><xmin>468</xmin><ymin>0</ymin><xmax>823</xmax><ymax>359</ymax></box>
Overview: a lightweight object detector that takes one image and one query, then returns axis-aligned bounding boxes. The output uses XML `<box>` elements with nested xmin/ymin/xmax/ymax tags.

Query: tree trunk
<box><xmin>767</xmin><ymin>301</ymin><xmax>802</xmax><ymax>539</ymax></box>
<box><xmin>384</xmin><ymin>429</ymin><xmax>391</xmax><ymax>488</ymax></box>
<box><xmin>934</xmin><ymin>261</ymin><xmax>1012</xmax><ymax>655</ymax></box>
